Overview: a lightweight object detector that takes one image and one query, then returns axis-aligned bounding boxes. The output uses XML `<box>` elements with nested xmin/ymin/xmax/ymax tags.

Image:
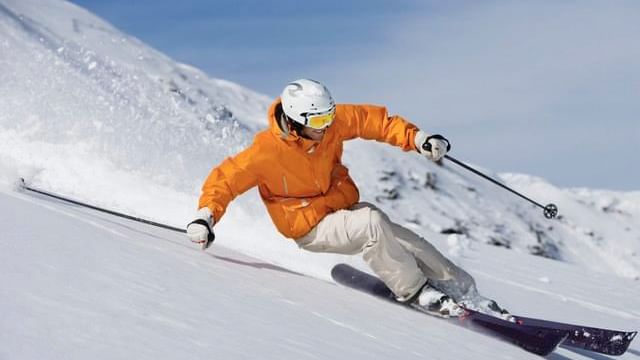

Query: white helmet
<box><xmin>281</xmin><ymin>79</ymin><xmax>335</xmax><ymax>126</ymax></box>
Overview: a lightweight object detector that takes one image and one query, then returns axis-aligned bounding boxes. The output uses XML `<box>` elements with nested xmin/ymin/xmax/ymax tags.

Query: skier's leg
<box><xmin>360</xmin><ymin>202</ymin><xmax>478</xmax><ymax>300</ymax></box>
<box><xmin>297</xmin><ymin>204</ymin><xmax>426</xmax><ymax>300</ymax></box>
<box><xmin>386</xmin><ymin>216</ymin><xmax>512</xmax><ymax>318</ymax></box>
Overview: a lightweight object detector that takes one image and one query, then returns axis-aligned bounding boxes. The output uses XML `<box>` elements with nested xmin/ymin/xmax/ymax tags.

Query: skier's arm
<box><xmin>336</xmin><ymin>104</ymin><xmax>450</xmax><ymax>161</ymax></box>
<box><xmin>198</xmin><ymin>145</ymin><xmax>260</xmax><ymax>224</ymax></box>
<box><xmin>335</xmin><ymin>104</ymin><xmax>419</xmax><ymax>152</ymax></box>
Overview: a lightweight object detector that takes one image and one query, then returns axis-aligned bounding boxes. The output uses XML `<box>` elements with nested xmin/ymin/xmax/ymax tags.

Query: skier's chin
<box><xmin>302</xmin><ymin>127</ymin><xmax>326</xmax><ymax>142</ymax></box>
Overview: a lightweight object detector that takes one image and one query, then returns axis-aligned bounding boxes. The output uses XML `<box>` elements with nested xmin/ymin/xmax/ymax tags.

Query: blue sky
<box><xmin>71</xmin><ymin>0</ymin><xmax>639</xmax><ymax>191</ymax></box>
<box><xmin>70</xmin><ymin>0</ymin><xmax>423</xmax><ymax>95</ymax></box>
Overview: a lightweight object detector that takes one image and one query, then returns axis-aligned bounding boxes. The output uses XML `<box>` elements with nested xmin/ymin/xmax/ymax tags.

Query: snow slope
<box><xmin>0</xmin><ymin>1</ymin><xmax>639</xmax><ymax>358</ymax></box>
<box><xmin>0</xmin><ymin>0</ymin><xmax>268</xmax><ymax>192</ymax></box>
<box><xmin>1</xmin><ymin>186</ymin><xmax>638</xmax><ymax>360</ymax></box>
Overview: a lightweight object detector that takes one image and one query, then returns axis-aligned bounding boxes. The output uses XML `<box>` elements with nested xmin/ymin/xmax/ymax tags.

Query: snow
<box><xmin>538</xmin><ymin>276</ymin><xmax>551</xmax><ymax>284</ymax></box>
<box><xmin>0</xmin><ymin>0</ymin><xmax>638</xmax><ymax>358</ymax></box>
<box><xmin>3</xmin><ymin>183</ymin><xmax>639</xmax><ymax>359</ymax></box>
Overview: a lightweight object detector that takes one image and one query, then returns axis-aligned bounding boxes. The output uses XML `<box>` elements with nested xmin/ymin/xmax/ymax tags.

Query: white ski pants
<box><xmin>297</xmin><ymin>202</ymin><xmax>475</xmax><ymax>300</ymax></box>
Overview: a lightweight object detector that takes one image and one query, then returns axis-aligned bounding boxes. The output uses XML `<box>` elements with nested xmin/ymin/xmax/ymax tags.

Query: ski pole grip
<box><xmin>422</xmin><ymin>134</ymin><xmax>451</xmax><ymax>153</ymax></box>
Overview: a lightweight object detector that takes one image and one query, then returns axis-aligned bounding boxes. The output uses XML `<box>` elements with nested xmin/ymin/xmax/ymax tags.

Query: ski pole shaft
<box><xmin>443</xmin><ymin>155</ymin><xmax>558</xmax><ymax>219</ymax></box>
<box><xmin>19</xmin><ymin>178</ymin><xmax>187</xmax><ymax>233</ymax></box>
<box><xmin>444</xmin><ymin>155</ymin><xmax>544</xmax><ymax>207</ymax></box>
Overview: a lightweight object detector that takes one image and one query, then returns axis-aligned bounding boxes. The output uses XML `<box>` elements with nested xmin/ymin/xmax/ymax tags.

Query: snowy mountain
<box><xmin>0</xmin><ymin>1</ymin><xmax>638</xmax><ymax>358</ymax></box>
<box><xmin>1</xmin><ymin>0</ymin><xmax>638</xmax><ymax>280</ymax></box>
<box><xmin>0</xmin><ymin>0</ymin><xmax>269</xmax><ymax>190</ymax></box>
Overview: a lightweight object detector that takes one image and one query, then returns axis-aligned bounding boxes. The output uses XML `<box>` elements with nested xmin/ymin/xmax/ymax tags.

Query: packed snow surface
<box><xmin>0</xmin><ymin>0</ymin><xmax>638</xmax><ymax>358</ymax></box>
<box><xmin>2</xmin><ymin>187</ymin><xmax>639</xmax><ymax>360</ymax></box>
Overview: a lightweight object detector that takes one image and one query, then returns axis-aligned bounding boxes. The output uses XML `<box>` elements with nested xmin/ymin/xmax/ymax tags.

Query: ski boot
<box><xmin>460</xmin><ymin>298</ymin><xmax>514</xmax><ymax>322</ymax></box>
<box><xmin>409</xmin><ymin>283</ymin><xmax>464</xmax><ymax>318</ymax></box>
<box><xmin>485</xmin><ymin>300</ymin><xmax>515</xmax><ymax>322</ymax></box>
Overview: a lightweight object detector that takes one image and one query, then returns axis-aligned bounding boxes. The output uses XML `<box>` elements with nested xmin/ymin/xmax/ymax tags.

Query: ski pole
<box><xmin>18</xmin><ymin>178</ymin><xmax>187</xmax><ymax>233</ymax></box>
<box><xmin>443</xmin><ymin>155</ymin><xmax>558</xmax><ymax>219</ymax></box>
<box><xmin>421</xmin><ymin>139</ymin><xmax>558</xmax><ymax>219</ymax></box>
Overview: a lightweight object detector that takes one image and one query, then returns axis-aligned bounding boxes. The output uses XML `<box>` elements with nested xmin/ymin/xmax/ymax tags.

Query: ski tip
<box><xmin>606</xmin><ymin>331</ymin><xmax>637</xmax><ymax>356</ymax></box>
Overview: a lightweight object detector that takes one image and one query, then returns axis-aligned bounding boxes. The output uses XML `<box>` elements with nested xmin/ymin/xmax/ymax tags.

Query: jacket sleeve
<box><xmin>197</xmin><ymin>144</ymin><xmax>260</xmax><ymax>223</ymax></box>
<box><xmin>335</xmin><ymin>104</ymin><xmax>419</xmax><ymax>152</ymax></box>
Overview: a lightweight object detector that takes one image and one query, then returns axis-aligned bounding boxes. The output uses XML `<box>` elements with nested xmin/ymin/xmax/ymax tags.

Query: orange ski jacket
<box><xmin>198</xmin><ymin>99</ymin><xmax>420</xmax><ymax>239</ymax></box>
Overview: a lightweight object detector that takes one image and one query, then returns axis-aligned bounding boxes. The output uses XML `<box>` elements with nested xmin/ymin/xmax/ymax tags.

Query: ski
<box><xmin>513</xmin><ymin>315</ymin><xmax>637</xmax><ymax>356</ymax></box>
<box><xmin>331</xmin><ymin>264</ymin><xmax>568</xmax><ymax>356</ymax></box>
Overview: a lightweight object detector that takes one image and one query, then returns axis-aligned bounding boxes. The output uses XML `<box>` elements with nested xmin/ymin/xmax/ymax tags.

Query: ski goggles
<box><xmin>304</xmin><ymin>109</ymin><xmax>335</xmax><ymax>130</ymax></box>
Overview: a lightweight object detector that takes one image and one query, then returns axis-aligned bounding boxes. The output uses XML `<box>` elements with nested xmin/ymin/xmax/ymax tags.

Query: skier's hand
<box><xmin>186</xmin><ymin>208</ymin><xmax>215</xmax><ymax>250</ymax></box>
<box><xmin>415</xmin><ymin>131</ymin><xmax>451</xmax><ymax>162</ymax></box>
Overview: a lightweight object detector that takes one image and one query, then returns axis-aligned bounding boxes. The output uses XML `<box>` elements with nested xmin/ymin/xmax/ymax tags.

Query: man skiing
<box><xmin>186</xmin><ymin>79</ymin><xmax>501</xmax><ymax>318</ymax></box>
